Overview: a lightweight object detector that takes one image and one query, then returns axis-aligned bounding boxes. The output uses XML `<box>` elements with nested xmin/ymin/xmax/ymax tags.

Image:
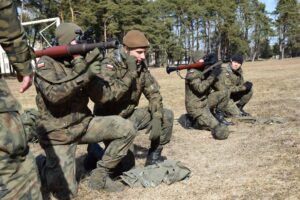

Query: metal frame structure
<box><xmin>0</xmin><ymin>17</ymin><xmax>60</xmax><ymax>74</ymax></box>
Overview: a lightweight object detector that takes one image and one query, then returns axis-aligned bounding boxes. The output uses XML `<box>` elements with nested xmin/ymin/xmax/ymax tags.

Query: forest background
<box><xmin>16</xmin><ymin>0</ymin><xmax>300</xmax><ymax>67</ymax></box>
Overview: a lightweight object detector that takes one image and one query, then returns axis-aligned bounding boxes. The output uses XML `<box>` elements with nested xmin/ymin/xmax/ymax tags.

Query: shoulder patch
<box><xmin>189</xmin><ymin>69</ymin><xmax>195</xmax><ymax>73</ymax></box>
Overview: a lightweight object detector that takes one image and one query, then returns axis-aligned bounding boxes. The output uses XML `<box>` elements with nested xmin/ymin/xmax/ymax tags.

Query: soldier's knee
<box><xmin>118</xmin><ymin>117</ymin><xmax>137</xmax><ymax>139</ymax></box>
<box><xmin>212</xmin><ymin>124</ymin><xmax>229</xmax><ymax>140</ymax></box>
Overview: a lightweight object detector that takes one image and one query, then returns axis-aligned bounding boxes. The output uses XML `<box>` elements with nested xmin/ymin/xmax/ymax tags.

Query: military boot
<box><xmin>88</xmin><ymin>167</ymin><xmax>125</xmax><ymax>192</ymax></box>
<box><xmin>145</xmin><ymin>145</ymin><xmax>164</xmax><ymax>166</ymax></box>
<box><xmin>237</xmin><ymin>104</ymin><xmax>251</xmax><ymax>116</ymax></box>
<box><xmin>84</xmin><ymin>143</ymin><xmax>104</xmax><ymax>172</ymax></box>
<box><xmin>35</xmin><ymin>154</ymin><xmax>51</xmax><ymax>200</ymax></box>
<box><xmin>214</xmin><ymin>109</ymin><xmax>234</xmax><ymax>126</ymax></box>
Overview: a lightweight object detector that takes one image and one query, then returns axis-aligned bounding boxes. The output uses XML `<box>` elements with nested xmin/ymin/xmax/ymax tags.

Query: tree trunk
<box><xmin>68</xmin><ymin>0</ymin><xmax>75</xmax><ymax>22</ymax></box>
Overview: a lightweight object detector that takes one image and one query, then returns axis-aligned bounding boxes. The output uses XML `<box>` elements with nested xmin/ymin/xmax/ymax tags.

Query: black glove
<box><xmin>204</xmin><ymin>53</ymin><xmax>218</xmax><ymax>65</ymax></box>
<box><xmin>244</xmin><ymin>81</ymin><xmax>253</xmax><ymax>91</ymax></box>
<box><xmin>210</xmin><ymin>66</ymin><xmax>221</xmax><ymax>77</ymax></box>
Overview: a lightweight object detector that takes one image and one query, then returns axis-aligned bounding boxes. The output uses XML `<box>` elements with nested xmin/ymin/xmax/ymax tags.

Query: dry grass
<box><xmin>6</xmin><ymin>57</ymin><xmax>300</xmax><ymax>200</ymax></box>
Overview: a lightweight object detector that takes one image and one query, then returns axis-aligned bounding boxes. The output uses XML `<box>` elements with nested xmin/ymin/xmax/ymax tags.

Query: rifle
<box><xmin>34</xmin><ymin>40</ymin><xmax>119</xmax><ymax>58</ymax></box>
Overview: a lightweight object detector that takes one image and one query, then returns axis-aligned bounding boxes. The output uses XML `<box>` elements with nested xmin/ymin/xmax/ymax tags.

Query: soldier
<box><xmin>92</xmin><ymin>30</ymin><xmax>174</xmax><ymax>166</ymax></box>
<box><xmin>185</xmin><ymin>51</ymin><xmax>231</xmax><ymax>140</ymax></box>
<box><xmin>0</xmin><ymin>1</ymin><xmax>42</xmax><ymax>199</ymax></box>
<box><xmin>215</xmin><ymin>54</ymin><xmax>253</xmax><ymax>116</ymax></box>
<box><xmin>34</xmin><ymin>23</ymin><xmax>137</xmax><ymax>199</ymax></box>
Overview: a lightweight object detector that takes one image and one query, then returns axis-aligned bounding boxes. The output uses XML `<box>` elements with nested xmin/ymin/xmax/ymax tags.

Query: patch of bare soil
<box><xmin>6</xmin><ymin>57</ymin><xmax>300</xmax><ymax>200</ymax></box>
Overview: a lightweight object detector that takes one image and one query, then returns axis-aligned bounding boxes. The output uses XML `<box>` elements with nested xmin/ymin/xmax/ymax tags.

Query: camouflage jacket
<box><xmin>93</xmin><ymin>49</ymin><xmax>163</xmax><ymax>118</ymax></box>
<box><xmin>34</xmin><ymin>55</ymin><xmax>106</xmax><ymax>145</ymax></box>
<box><xmin>214</xmin><ymin>63</ymin><xmax>247</xmax><ymax>93</ymax></box>
<box><xmin>0</xmin><ymin>0</ymin><xmax>33</xmax><ymax>112</ymax></box>
<box><xmin>185</xmin><ymin>68</ymin><xmax>216</xmax><ymax>114</ymax></box>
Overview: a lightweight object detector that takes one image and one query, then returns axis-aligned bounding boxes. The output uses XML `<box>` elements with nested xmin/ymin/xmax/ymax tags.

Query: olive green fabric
<box><xmin>0</xmin><ymin>1</ymin><xmax>42</xmax><ymax>199</ymax></box>
<box><xmin>191</xmin><ymin>50</ymin><xmax>204</xmax><ymax>63</ymax></box>
<box><xmin>0</xmin><ymin>0</ymin><xmax>34</xmax><ymax>112</ymax></box>
<box><xmin>55</xmin><ymin>22</ymin><xmax>82</xmax><ymax>45</ymax></box>
<box><xmin>34</xmin><ymin>52</ymin><xmax>137</xmax><ymax>198</ymax></box>
<box><xmin>120</xmin><ymin>160</ymin><xmax>191</xmax><ymax>188</ymax></box>
<box><xmin>185</xmin><ymin>68</ymin><xmax>229</xmax><ymax>139</ymax></box>
<box><xmin>21</xmin><ymin>108</ymin><xmax>39</xmax><ymax>142</ymax></box>
<box><xmin>123</xmin><ymin>30</ymin><xmax>150</xmax><ymax>48</ymax></box>
<box><xmin>93</xmin><ymin>49</ymin><xmax>173</xmax><ymax>145</ymax></box>
<box><xmin>214</xmin><ymin>63</ymin><xmax>253</xmax><ymax>116</ymax></box>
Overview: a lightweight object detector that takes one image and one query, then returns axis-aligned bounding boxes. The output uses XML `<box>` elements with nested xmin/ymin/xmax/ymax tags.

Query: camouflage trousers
<box><xmin>192</xmin><ymin>90</ymin><xmax>229</xmax><ymax>130</ymax></box>
<box><xmin>127</xmin><ymin>107</ymin><xmax>174</xmax><ymax>145</ymax></box>
<box><xmin>0</xmin><ymin>112</ymin><xmax>42</xmax><ymax>200</ymax></box>
<box><xmin>38</xmin><ymin>115</ymin><xmax>136</xmax><ymax>199</ymax></box>
<box><xmin>225</xmin><ymin>88</ymin><xmax>253</xmax><ymax>116</ymax></box>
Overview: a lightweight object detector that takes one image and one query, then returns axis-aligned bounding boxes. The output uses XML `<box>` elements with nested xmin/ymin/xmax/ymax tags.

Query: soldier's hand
<box><xmin>87</xmin><ymin>61</ymin><xmax>102</xmax><ymax>79</ymax></box>
<box><xmin>126</xmin><ymin>55</ymin><xmax>138</xmax><ymax>72</ymax></box>
<box><xmin>18</xmin><ymin>74</ymin><xmax>33</xmax><ymax>93</ymax></box>
<box><xmin>71</xmin><ymin>56</ymin><xmax>87</xmax><ymax>74</ymax></box>
<box><xmin>211</xmin><ymin>66</ymin><xmax>221</xmax><ymax>78</ymax></box>
<box><xmin>149</xmin><ymin>101</ymin><xmax>162</xmax><ymax>115</ymax></box>
<box><xmin>149</xmin><ymin>114</ymin><xmax>162</xmax><ymax>141</ymax></box>
<box><xmin>244</xmin><ymin>81</ymin><xmax>253</xmax><ymax>91</ymax></box>
<box><xmin>204</xmin><ymin>53</ymin><xmax>218</xmax><ymax>65</ymax></box>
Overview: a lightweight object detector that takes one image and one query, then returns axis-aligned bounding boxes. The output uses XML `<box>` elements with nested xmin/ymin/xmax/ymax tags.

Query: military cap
<box><xmin>55</xmin><ymin>23</ymin><xmax>82</xmax><ymax>45</ymax></box>
<box><xmin>191</xmin><ymin>51</ymin><xmax>204</xmax><ymax>63</ymax></box>
<box><xmin>231</xmin><ymin>54</ymin><xmax>244</xmax><ymax>65</ymax></box>
<box><xmin>123</xmin><ymin>30</ymin><xmax>150</xmax><ymax>48</ymax></box>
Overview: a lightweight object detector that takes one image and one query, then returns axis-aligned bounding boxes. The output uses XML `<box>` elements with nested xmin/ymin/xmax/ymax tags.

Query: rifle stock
<box><xmin>35</xmin><ymin>40</ymin><xmax>119</xmax><ymax>58</ymax></box>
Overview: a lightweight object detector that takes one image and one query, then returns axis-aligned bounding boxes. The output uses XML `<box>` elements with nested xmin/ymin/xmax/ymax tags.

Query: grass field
<box><xmin>7</xmin><ymin>57</ymin><xmax>300</xmax><ymax>200</ymax></box>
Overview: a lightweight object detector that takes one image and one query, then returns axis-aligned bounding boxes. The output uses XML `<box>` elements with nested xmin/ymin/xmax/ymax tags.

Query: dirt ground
<box><xmin>7</xmin><ymin>57</ymin><xmax>300</xmax><ymax>200</ymax></box>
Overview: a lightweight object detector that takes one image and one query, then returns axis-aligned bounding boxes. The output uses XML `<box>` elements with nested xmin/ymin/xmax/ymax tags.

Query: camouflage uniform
<box><xmin>185</xmin><ymin>67</ymin><xmax>229</xmax><ymax>139</ymax></box>
<box><xmin>0</xmin><ymin>1</ymin><xmax>42</xmax><ymax>199</ymax></box>
<box><xmin>214</xmin><ymin>63</ymin><xmax>253</xmax><ymax>116</ymax></box>
<box><xmin>93</xmin><ymin>49</ymin><xmax>174</xmax><ymax>163</ymax></box>
<box><xmin>34</xmin><ymin>49</ymin><xmax>136</xmax><ymax>198</ymax></box>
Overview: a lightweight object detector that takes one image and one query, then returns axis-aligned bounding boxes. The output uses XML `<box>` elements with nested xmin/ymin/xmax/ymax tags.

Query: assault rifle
<box><xmin>35</xmin><ymin>27</ymin><xmax>119</xmax><ymax>58</ymax></box>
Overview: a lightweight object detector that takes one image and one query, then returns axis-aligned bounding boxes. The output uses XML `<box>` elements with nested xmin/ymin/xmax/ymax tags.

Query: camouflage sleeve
<box><xmin>91</xmin><ymin>58</ymin><xmax>137</xmax><ymax>103</ymax></box>
<box><xmin>229</xmin><ymin>84</ymin><xmax>246</xmax><ymax>93</ymax></box>
<box><xmin>214</xmin><ymin>68</ymin><xmax>246</xmax><ymax>93</ymax></box>
<box><xmin>186</xmin><ymin>69</ymin><xmax>215</xmax><ymax>94</ymax></box>
<box><xmin>0</xmin><ymin>0</ymin><xmax>33</xmax><ymax>76</ymax></box>
<box><xmin>34</xmin><ymin>57</ymin><xmax>90</xmax><ymax>104</ymax></box>
<box><xmin>143</xmin><ymin>70</ymin><xmax>163</xmax><ymax>116</ymax></box>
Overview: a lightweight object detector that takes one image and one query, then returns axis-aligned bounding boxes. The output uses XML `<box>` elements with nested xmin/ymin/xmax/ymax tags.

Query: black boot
<box><xmin>84</xmin><ymin>143</ymin><xmax>105</xmax><ymax>172</ymax></box>
<box><xmin>145</xmin><ymin>145</ymin><xmax>164</xmax><ymax>166</ymax></box>
<box><xmin>35</xmin><ymin>154</ymin><xmax>51</xmax><ymax>200</ymax></box>
<box><xmin>214</xmin><ymin>109</ymin><xmax>234</xmax><ymax>126</ymax></box>
<box><xmin>237</xmin><ymin>104</ymin><xmax>251</xmax><ymax>116</ymax></box>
